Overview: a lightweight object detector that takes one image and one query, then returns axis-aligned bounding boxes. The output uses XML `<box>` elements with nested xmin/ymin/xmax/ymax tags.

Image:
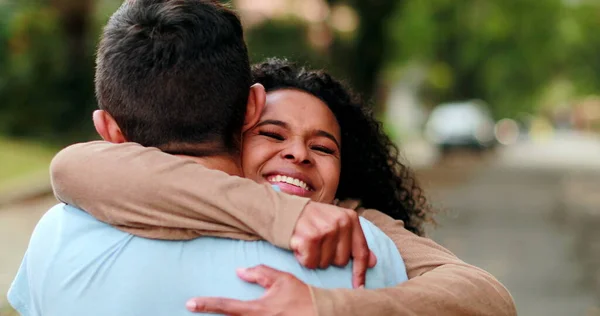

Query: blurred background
<box><xmin>1</xmin><ymin>0</ymin><xmax>600</xmax><ymax>315</ymax></box>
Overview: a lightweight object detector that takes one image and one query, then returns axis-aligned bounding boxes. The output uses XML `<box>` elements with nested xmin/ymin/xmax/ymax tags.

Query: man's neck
<box><xmin>159</xmin><ymin>141</ymin><xmax>243</xmax><ymax>177</ymax></box>
<box><xmin>176</xmin><ymin>154</ymin><xmax>243</xmax><ymax>177</ymax></box>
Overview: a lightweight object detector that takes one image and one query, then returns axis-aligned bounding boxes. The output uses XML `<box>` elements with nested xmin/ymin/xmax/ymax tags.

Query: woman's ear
<box><xmin>92</xmin><ymin>110</ymin><xmax>127</xmax><ymax>143</ymax></box>
<box><xmin>242</xmin><ymin>83</ymin><xmax>266</xmax><ymax>133</ymax></box>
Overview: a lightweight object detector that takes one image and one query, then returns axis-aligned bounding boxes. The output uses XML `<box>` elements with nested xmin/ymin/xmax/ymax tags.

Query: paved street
<box><xmin>1</xmin><ymin>135</ymin><xmax>599</xmax><ymax>315</ymax></box>
<box><xmin>428</xmin><ymin>165</ymin><xmax>598</xmax><ymax>316</ymax></box>
<box><xmin>423</xmin><ymin>134</ymin><xmax>600</xmax><ymax>315</ymax></box>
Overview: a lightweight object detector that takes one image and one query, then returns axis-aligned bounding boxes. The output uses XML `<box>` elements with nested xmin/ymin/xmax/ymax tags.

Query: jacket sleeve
<box><xmin>310</xmin><ymin>208</ymin><xmax>517</xmax><ymax>316</ymax></box>
<box><xmin>50</xmin><ymin>141</ymin><xmax>309</xmax><ymax>249</ymax></box>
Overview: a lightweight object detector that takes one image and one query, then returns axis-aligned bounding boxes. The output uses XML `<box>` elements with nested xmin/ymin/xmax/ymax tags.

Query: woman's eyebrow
<box><xmin>256</xmin><ymin>119</ymin><xmax>288</xmax><ymax>129</ymax></box>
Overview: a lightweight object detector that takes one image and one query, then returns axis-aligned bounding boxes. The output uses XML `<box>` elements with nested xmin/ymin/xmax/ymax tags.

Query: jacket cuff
<box><xmin>271</xmin><ymin>194</ymin><xmax>310</xmax><ymax>249</ymax></box>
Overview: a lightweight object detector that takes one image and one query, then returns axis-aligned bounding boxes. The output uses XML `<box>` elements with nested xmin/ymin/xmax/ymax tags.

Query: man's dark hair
<box><xmin>96</xmin><ymin>0</ymin><xmax>251</xmax><ymax>154</ymax></box>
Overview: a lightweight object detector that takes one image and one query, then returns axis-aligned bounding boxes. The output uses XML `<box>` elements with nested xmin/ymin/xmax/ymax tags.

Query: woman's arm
<box><xmin>50</xmin><ymin>141</ymin><xmax>309</xmax><ymax>248</ymax></box>
<box><xmin>53</xmin><ymin>142</ymin><xmax>515</xmax><ymax>314</ymax></box>
<box><xmin>52</xmin><ymin>141</ymin><xmax>378</xmax><ymax>286</ymax></box>
<box><xmin>310</xmin><ymin>209</ymin><xmax>516</xmax><ymax>316</ymax></box>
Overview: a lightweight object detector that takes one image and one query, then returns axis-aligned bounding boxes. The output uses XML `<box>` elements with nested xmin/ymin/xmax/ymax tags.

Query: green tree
<box><xmin>326</xmin><ymin>0</ymin><xmax>404</xmax><ymax>108</ymax></box>
<box><xmin>243</xmin><ymin>0</ymin><xmax>405</xmax><ymax>110</ymax></box>
<box><xmin>246</xmin><ymin>19</ymin><xmax>327</xmax><ymax>67</ymax></box>
<box><xmin>0</xmin><ymin>0</ymin><xmax>96</xmax><ymax>144</ymax></box>
<box><xmin>387</xmin><ymin>0</ymin><xmax>597</xmax><ymax>119</ymax></box>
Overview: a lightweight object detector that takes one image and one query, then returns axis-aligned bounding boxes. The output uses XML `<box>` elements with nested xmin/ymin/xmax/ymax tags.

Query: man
<box><xmin>7</xmin><ymin>1</ymin><xmax>407</xmax><ymax>315</ymax></box>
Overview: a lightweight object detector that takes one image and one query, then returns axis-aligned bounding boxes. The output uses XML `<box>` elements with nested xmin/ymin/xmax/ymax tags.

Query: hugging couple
<box><xmin>8</xmin><ymin>0</ymin><xmax>515</xmax><ymax>315</ymax></box>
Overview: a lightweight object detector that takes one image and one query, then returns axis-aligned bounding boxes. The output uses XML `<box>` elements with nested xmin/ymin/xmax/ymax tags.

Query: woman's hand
<box><xmin>292</xmin><ymin>201</ymin><xmax>377</xmax><ymax>288</ymax></box>
<box><xmin>186</xmin><ymin>265</ymin><xmax>316</xmax><ymax>316</ymax></box>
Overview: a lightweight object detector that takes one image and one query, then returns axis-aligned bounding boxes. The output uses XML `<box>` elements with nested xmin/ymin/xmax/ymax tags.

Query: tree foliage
<box><xmin>388</xmin><ymin>0</ymin><xmax>600</xmax><ymax>118</ymax></box>
<box><xmin>0</xmin><ymin>0</ymin><xmax>96</xmax><ymax>144</ymax></box>
<box><xmin>0</xmin><ymin>0</ymin><xmax>599</xmax><ymax>142</ymax></box>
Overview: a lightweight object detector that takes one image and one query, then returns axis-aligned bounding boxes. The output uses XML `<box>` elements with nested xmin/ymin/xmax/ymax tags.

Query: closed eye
<box><xmin>311</xmin><ymin>145</ymin><xmax>335</xmax><ymax>154</ymax></box>
<box><xmin>259</xmin><ymin>131</ymin><xmax>285</xmax><ymax>141</ymax></box>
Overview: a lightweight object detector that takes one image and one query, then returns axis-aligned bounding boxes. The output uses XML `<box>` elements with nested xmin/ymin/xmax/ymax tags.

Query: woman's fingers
<box><xmin>349</xmin><ymin>214</ymin><xmax>372</xmax><ymax>288</ymax></box>
<box><xmin>186</xmin><ymin>297</ymin><xmax>255</xmax><ymax>315</ymax></box>
<box><xmin>333</xmin><ymin>215</ymin><xmax>352</xmax><ymax>267</ymax></box>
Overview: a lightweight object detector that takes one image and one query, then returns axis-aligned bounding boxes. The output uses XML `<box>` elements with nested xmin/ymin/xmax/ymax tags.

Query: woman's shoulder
<box><xmin>335</xmin><ymin>198</ymin><xmax>406</xmax><ymax>228</ymax></box>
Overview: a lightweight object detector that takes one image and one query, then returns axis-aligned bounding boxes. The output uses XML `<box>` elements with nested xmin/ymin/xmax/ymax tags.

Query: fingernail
<box><xmin>290</xmin><ymin>237</ymin><xmax>300</xmax><ymax>249</ymax></box>
<box><xmin>359</xmin><ymin>285</ymin><xmax>365</xmax><ymax>289</ymax></box>
<box><xmin>236</xmin><ymin>267</ymin><xmax>248</xmax><ymax>277</ymax></box>
<box><xmin>186</xmin><ymin>300</ymin><xmax>197</xmax><ymax>311</ymax></box>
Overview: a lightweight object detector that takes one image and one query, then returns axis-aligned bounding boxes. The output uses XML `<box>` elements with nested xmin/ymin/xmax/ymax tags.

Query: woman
<box><xmin>247</xmin><ymin>58</ymin><xmax>431</xmax><ymax>235</ymax></box>
<box><xmin>50</xmin><ymin>58</ymin><xmax>515</xmax><ymax>315</ymax></box>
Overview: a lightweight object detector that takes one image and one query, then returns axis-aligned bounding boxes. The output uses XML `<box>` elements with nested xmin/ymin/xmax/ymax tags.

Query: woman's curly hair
<box><xmin>252</xmin><ymin>58</ymin><xmax>433</xmax><ymax>236</ymax></box>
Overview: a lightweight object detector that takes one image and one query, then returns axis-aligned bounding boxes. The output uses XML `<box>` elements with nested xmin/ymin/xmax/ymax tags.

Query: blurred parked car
<box><xmin>425</xmin><ymin>100</ymin><xmax>496</xmax><ymax>152</ymax></box>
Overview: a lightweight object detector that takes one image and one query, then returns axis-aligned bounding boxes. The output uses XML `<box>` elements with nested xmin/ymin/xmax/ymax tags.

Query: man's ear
<box><xmin>242</xmin><ymin>83</ymin><xmax>266</xmax><ymax>133</ymax></box>
<box><xmin>92</xmin><ymin>110</ymin><xmax>127</xmax><ymax>143</ymax></box>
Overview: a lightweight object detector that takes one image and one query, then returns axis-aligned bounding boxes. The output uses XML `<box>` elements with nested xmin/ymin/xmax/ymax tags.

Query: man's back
<box><xmin>9</xmin><ymin>204</ymin><xmax>407</xmax><ymax>316</ymax></box>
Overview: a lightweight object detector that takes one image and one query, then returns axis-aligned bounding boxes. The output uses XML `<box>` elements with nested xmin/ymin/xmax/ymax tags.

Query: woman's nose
<box><xmin>281</xmin><ymin>142</ymin><xmax>312</xmax><ymax>165</ymax></box>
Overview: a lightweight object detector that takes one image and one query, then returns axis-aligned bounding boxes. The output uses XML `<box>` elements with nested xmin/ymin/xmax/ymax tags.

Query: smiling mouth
<box><xmin>266</xmin><ymin>174</ymin><xmax>313</xmax><ymax>191</ymax></box>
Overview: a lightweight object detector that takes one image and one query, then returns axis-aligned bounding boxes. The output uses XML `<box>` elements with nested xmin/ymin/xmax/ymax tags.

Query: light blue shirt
<box><xmin>8</xmin><ymin>204</ymin><xmax>407</xmax><ymax>316</ymax></box>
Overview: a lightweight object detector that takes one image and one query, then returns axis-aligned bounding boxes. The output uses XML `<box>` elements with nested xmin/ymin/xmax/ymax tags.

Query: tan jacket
<box><xmin>50</xmin><ymin>141</ymin><xmax>516</xmax><ymax>316</ymax></box>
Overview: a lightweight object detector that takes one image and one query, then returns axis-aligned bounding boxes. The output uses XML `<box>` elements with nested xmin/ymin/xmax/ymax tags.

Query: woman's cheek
<box><xmin>319</xmin><ymin>159</ymin><xmax>341</xmax><ymax>203</ymax></box>
<box><xmin>242</xmin><ymin>140</ymin><xmax>279</xmax><ymax>181</ymax></box>
<box><xmin>241</xmin><ymin>140</ymin><xmax>266</xmax><ymax>182</ymax></box>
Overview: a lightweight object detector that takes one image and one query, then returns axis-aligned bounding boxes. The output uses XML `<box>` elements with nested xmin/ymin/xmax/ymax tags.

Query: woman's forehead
<box><xmin>263</xmin><ymin>89</ymin><xmax>340</xmax><ymax>138</ymax></box>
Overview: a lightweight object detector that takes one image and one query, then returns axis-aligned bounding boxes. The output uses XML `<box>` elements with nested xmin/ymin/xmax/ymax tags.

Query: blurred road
<box><xmin>422</xmin><ymin>132</ymin><xmax>600</xmax><ymax>315</ymax></box>
<box><xmin>1</xmin><ymin>133</ymin><xmax>600</xmax><ymax>315</ymax></box>
<box><xmin>428</xmin><ymin>163</ymin><xmax>598</xmax><ymax>316</ymax></box>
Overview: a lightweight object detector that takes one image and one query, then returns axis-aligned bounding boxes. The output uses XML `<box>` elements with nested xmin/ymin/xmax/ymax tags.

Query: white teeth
<box><xmin>268</xmin><ymin>175</ymin><xmax>310</xmax><ymax>191</ymax></box>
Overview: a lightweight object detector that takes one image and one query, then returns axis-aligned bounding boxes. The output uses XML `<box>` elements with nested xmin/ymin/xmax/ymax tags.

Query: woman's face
<box><xmin>242</xmin><ymin>89</ymin><xmax>341</xmax><ymax>203</ymax></box>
